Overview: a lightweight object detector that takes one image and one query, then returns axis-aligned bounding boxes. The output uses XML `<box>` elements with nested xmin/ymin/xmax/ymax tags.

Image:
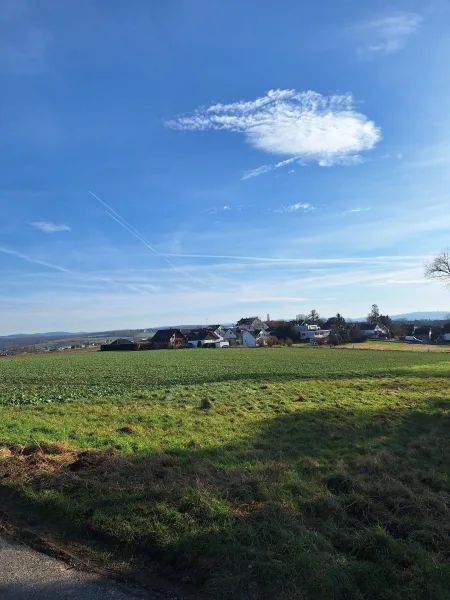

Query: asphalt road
<box><xmin>0</xmin><ymin>535</ymin><xmax>169</xmax><ymax>599</ymax></box>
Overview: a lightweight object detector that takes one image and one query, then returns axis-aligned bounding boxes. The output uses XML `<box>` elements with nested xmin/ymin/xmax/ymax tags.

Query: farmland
<box><xmin>1</xmin><ymin>347</ymin><xmax>450</xmax><ymax>600</ymax></box>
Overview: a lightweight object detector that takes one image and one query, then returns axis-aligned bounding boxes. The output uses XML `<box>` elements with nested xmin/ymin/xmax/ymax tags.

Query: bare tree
<box><xmin>425</xmin><ymin>250</ymin><xmax>450</xmax><ymax>284</ymax></box>
<box><xmin>367</xmin><ymin>304</ymin><xmax>380</xmax><ymax>323</ymax></box>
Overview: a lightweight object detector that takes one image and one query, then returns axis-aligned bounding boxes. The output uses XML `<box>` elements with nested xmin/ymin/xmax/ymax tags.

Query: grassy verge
<box><xmin>346</xmin><ymin>340</ymin><xmax>450</xmax><ymax>352</ymax></box>
<box><xmin>1</xmin><ymin>348</ymin><xmax>450</xmax><ymax>599</ymax></box>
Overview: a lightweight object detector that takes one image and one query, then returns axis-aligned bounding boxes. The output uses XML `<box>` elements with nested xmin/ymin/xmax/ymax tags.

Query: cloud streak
<box><xmin>89</xmin><ymin>191</ymin><xmax>216</xmax><ymax>289</ymax></box>
<box><xmin>355</xmin><ymin>12</ymin><xmax>422</xmax><ymax>57</ymax></box>
<box><xmin>168</xmin><ymin>89</ymin><xmax>381</xmax><ymax>170</ymax></box>
<box><xmin>30</xmin><ymin>221</ymin><xmax>71</xmax><ymax>233</ymax></box>
<box><xmin>275</xmin><ymin>202</ymin><xmax>315</xmax><ymax>213</ymax></box>
<box><xmin>242</xmin><ymin>158</ymin><xmax>297</xmax><ymax>180</ymax></box>
<box><xmin>344</xmin><ymin>207</ymin><xmax>371</xmax><ymax>215</ymax></box>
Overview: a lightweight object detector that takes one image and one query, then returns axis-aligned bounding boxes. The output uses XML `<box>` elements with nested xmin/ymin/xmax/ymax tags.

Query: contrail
<box><xmin>89</xmin><ymin>191</ymin><xmax>216</xmax><ymax>288</ymax></box>
<box><xmin>0</xmin><ymin>247</ymin><xmax>73</xmax><ymax>273</ymax></box>
<box><xmin>0</xmin><ymin>246</ymin><xmax>150</xmax><ymax>293</ymax></box>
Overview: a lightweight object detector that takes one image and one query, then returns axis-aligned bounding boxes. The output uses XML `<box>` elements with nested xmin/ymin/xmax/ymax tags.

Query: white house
<box><xmin>359</xmin><ymin>323</ymin><xmax>389</xmax><ymax>338</ymax></box>
<box><xmin>222</xmin><ymin>328</ymin><xmax>238</xmax><ymax>341</ymax></box>
<box><xmin>294</xmin><ymin>323</ymin><xmax>330</xmax><ymax>341</ymax></box>
<box><xmin>240</xmin><ymin>330</ymin><xmax>258</xmax><ymax>347</ymax></box>
<box><xmin>443</xmin><ymin>333</ymin><xmax>450</xmax><ymax>342</ymax></box>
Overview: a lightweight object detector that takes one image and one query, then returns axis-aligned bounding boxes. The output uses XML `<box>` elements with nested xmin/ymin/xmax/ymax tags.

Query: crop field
<box><xmin>1</xmin><ymin>347</ymin><xmax>450</xmax><ymax>600</ymax></box>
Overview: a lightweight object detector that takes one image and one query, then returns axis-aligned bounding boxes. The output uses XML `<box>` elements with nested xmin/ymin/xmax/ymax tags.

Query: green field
<box><xmin>1</xmin><ymin>347</ymin><xmax>450</xmax><ymax>599</ymax></box>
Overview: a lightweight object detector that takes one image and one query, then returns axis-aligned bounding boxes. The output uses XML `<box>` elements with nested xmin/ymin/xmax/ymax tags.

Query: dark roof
<box><xmin>236</xmin><ymin>317</ymin><xmax>259</xmax><ymax>326</ymax></box>
<box><xmin>111</xmin><ymin>338</ymin><xmax>134</xmax><ymax>345</ymax></box>
<box><xmin>413</xmin><ymin>326</ymin><xmax>431</xmax><ymax>335</ymax></box>
<box><xmin>187</xmin><ymin>329</ymin><xmax>218</xmax><ymax>342</ymax></box>
<box><xmin>266</xmin><ymin>320</ymin><xmax>288</xmax><ymax>328</ymax></box>
<box><xmin>151</xmin><ymin>329</ymin><xmax>185</xmax><ymax>343</ymax></box>
<box><xmin>359</xmin><ymin>323</ymin><xmax>378</xmax><ymax>331</ymax></box>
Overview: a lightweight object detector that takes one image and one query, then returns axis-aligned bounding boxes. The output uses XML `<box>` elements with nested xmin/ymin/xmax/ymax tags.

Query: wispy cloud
<box><xmin>355</xmin><ymin>12</ymin><xmax>422</xmax><ymax>57</ymax></box>
<box><xmin>168</xmin><ymin>89</ymin><xmax>381</xmax><ymax>171</ymax></box>
<box><xmin>30</xmin><ymin>221</ymin><xmax>71</xmax><ymax>233</ymax></box>
<box><xmin>202</xmin><ymin>205</ymin><xmax>233</xmax><ymax>214</ymax></box>
<box><xmin>271</xmin><ymin>202</ymin><xmax>315</xmax><ymax>214</ymax></box>
<box><xmin>242</xmin><ymin>158</ymin><xmax>297</xmax><ymax>180</ymax></box>
<box><xmin>371</xmin><ymin>278</ymin><xmax>426</xmax><ymax>286</ymax></box>
<box><xmin>344</xmin><ymin>207</ymin><xmax>371</xmax><ymax>215</ymax></box>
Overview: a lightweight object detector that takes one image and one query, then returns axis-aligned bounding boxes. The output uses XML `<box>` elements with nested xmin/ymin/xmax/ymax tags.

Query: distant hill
<box><xmin>2</xmin><ymin>331</ymin><xmax>75</xmax><ymax>338</ymax></box>
<box><xmin>0</xmin><ymin>328</ymin><xmax>159</xmax><ymax>351</ymax></box>
<box><xmin>391</xmin><ymin>312</ymin><xmax>450</xmax><ymax>321</ymax></box>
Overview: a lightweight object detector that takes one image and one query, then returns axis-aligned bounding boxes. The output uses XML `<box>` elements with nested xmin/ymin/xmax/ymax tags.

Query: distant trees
<box><xmin>306</xmin><ymin>309</ymin><xmax>322</xmax><ymax>325</ymax></box>
<box><xmin>425</xmin><ymin>250</ymin><xmax>450</xmax><ymax>284</ymax></box>
<box><xmin>367</xmin><ymin>304</ymin><xmax>393</xmax><ymax>336</ymax></box>
<box><xmin>325</xmin><ymin>313</ymin><xmax>368</xmax><ymax>346</ymax></box>
<box><xmin>367</xmin><ymin>304</ymin><xmax>380</xmax><ymax>323</ymax></box>
<box><xmin>274</xmin><ymin>324</ymin><xmax>299</xmax><ymax>343</ymax></box>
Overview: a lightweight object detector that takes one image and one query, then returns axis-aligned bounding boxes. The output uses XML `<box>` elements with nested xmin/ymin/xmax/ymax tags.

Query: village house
<box><xmin>186</xmin><ymin>329</ymin><xmax>220</xmax><ymax>348</ymax></box>
<box><xmin>100</xmin><ymin>338</ymin><xmax>138</xmax><ymax>351</ymax></box>
<box><xmin>221</xmin><ymin>328</ymin><xmax>238</xmax><ymax>342</ymax></box>
<box><xmin>413</xmin><ymin>326</ymin><xmax>432</xmax><ymax>342</ymax></box>
<box><xmin>359</xmin><ymin>323</ymin><xmax>389</xmax><ymax>339</ymax></box>
<box><xmin>235</xmin><ymin>317</ymin><xmax>267</xmax><ymax>331</ymax></box>
<box><xmin>239</xmin><ymin>329</ymin><xmax>269</xmax><ymax>347</ymax></box>
<box><xmin>442</xmin><ymin>323</ymin><xmax>450</xmax><ymax>342</ymax></box>
<box><xmin>294</xmin><ymin>323</ymin><xmax>330</xmax><ymax>342</ymax></box>
<box><xmin>151</xmin><ymin>329</ymin><xmax>186</xmax><ymax>349</ymax></box>
<box><xmin>240</xmin><ymin>330</ymin><xmax>259</xmax><ymax>347</ymax></box>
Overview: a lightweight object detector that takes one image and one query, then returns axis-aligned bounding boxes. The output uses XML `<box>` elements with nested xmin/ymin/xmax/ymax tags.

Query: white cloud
<box><xmin>355</xmin><ymin>12</ymin><xmax>422</xmax><ymax>57</ymax></box>
<box><xmin>270</xmin><ymin>202</ymin><xmax>315</xmax><ymax>214</ymax></box>
<box><xmin>30</xmin><ymin>221</ymin><xmax>71</xmax><ymax>233</ymax></box>
<box><xmin>285</xmin><ymin>202</ymin><xmax>315</xmax><ymax>213</ymax></box>
<box><xmin>242</xmin><ymin>157</ymin><xmax>297</xmax><ymax>180</ymax></box>
<box><xmin>242</xmin><ymin>164</ymin><xmax>273</xmax><ymax>180</ymax></box>
<box><xmin>168</xmin><ymin>89</ymin><xmax>381</xmax><ymax>170</ymax></box>
<box><xmin>345</xmin><ymin>207</ymin><xmax>371</xmax><ymax>214</ymax></box>
<box><xmin>202</xmin><ymin>205</ymin><xmax>233</xmax><ymax>214</ymax></box>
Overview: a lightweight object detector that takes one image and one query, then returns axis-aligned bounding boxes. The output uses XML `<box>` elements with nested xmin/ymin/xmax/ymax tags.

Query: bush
<box><xmin>286</xmin><ymin>338</ymin><xmax>293</xmax><ymax>348</ymax></box>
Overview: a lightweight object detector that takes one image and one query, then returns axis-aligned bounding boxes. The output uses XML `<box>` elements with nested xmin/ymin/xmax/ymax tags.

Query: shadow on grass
<box><xmin>1</xmin><ymin>398</ymin><xmax>450</xmax><ymax>600</ymax></box>
<box><xmin>0</xmin><ymin>578</ymin><xmax>146</xmax><ymax>600</ymax></box>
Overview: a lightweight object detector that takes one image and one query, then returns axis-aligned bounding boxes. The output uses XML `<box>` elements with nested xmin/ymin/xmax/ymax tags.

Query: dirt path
<box><xmin>0</xmin><ymin>534</ymin><xmax>174</xmax><ymax>599</ymax></box>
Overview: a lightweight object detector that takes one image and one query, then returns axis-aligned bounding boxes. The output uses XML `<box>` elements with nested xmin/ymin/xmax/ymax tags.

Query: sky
<box><xmin>1</xmin><ymin>0</ymin><xmax>450</xmax><ymax>334</ymax></box>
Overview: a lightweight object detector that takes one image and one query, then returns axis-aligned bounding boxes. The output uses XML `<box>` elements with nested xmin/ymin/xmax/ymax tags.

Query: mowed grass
<box><xmin>1</xmin><ymin>347</ymin><xmax>450</xmax><ymax>599</ymax></box>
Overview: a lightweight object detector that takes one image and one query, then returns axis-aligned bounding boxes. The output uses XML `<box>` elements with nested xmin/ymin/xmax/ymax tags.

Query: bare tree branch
<box><xmin>424</xmin><ymin>249</ymin><xmax>450</xmax><ymax>283</ymax></box>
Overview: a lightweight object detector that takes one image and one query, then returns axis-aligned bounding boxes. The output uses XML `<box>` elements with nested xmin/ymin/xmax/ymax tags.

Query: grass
<box><xmin>1</xmin><ymin>347</ymin><xmax>450</xmax><ymax>599</ymax></box>
<box><xmin>353</xmin><ymin>340</ymin><xmax>450</xmax><ymax>352</ymax></box>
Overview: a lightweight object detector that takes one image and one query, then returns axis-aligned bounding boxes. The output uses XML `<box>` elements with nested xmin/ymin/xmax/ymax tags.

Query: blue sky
<box><xmin>1</xmin><ymin>0</ymin><xmax>450</xmax><ymax>334</ymax></box>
